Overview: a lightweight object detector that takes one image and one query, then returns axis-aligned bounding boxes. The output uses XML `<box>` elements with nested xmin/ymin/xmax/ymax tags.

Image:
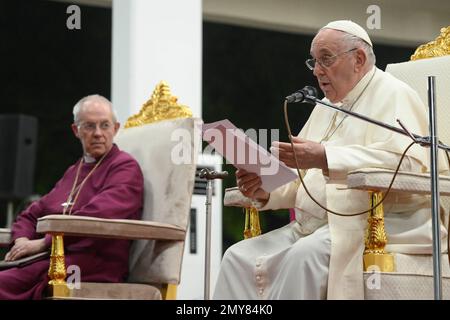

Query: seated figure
<box><xmin>213</xmin><ymin>20</ymin><xmax>448</xmax><ymax>300</ymax></box>
<box><xmin>0</xmin><ymin>95</ymin><xmax>144</xmax><ymax>299</ymax></box>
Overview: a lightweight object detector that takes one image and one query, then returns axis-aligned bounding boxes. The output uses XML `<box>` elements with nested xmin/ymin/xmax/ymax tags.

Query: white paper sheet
<box><xmin>202</xmin><ymin>119</ymin><xmax>298</xmax><ymax>192</ymax></box>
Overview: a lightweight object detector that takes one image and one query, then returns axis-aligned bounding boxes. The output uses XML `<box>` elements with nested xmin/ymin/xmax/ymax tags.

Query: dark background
<box><xmin>0</xmin><ymin>0</ymin><xmax>417</xmax><ymax>252</ymax></box>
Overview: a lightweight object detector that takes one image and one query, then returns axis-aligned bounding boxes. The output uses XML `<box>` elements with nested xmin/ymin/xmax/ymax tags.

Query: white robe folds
<box><xmin>214</xmin><ymin>67</ymin><xmax>448</xmax><ymax>300</ymax></box>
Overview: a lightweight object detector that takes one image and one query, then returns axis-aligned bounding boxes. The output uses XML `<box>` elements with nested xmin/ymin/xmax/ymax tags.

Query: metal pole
<box><xmin>6</xmin><ymin>201</ymin><xmax>14</xmax><ymax>228</ymax></box>
<box><xmin>298</xmin><ymin>82</ymin><xmax>448</xmax><ymax>299</ymax></box>
<box><xmin>428</xmin><ymin>76</ymin><xmax>442</xmax><ymax>300</ymax></box>
<box><xmin>306</xmin><ymin>95</ymin><xmax>450</xmax><ymax>152</ymax></box>
<box><xmin>199</xmin><ymin>168</ymin><xmax>228</xmax><ymax>300</ymax></box>
<box><xmin>204</xmin><ymin>179</ymin><xmax>213</xmax><ymax>300</ymax></box>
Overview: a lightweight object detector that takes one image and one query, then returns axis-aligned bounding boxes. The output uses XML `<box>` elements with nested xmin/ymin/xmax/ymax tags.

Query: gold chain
<box><xmin>62</xmin><ymin>150</ymin><xmax>110</xmax><ymax>215</ymax></box>
<box><xmin>320</xmin><ymin>68</ymin><xmax>377</xmax><ymax>144</ymax></box>
<box><xmin>298</xmin><ymin>68</ymin><xmax>377</xmax><ymax>181</ymax></box>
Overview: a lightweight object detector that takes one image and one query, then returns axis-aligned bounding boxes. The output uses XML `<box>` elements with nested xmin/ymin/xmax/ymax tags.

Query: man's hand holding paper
<box><xmin>235</xmin><ymin>168</ymin><xmax>270</xmax><ymax>202</ymax></box>
<box><xmin>202</xmin><ymin>119</ymin><xmax>298</xmax><ymax>193</ymax></box>
<box><xmin>271</xmin><ymin>136</ymin><xmax>328</xmax><ymax>171</ymax></box>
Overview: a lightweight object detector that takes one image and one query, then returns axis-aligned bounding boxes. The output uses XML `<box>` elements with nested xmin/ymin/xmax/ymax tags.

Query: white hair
<box><xmin>341</xmin><ymin>32</ymin><xmax>376</xmax><ymax>66</ymax></box>
<box><xmin>73</xmin><ymin>94</ymin><xmax>118</xmax><ymax>124</ymax></box>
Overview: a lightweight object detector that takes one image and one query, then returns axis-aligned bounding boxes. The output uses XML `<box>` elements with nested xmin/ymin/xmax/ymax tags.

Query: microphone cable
<box><xmin>283</xmin><ymin>91</ymin><xmax>450</xmax><ymax>264</ymax></box>
<box><xmin>284</xmin><ymin>99</ymin><xmax>424</xmax><ymax>217</ymax></box>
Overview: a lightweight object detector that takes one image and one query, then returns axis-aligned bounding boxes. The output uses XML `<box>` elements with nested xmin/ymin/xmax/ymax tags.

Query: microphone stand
<box><xmin>301</xmin><ymin>77</ymin><xmax>447</xmax><ymax>299</ymax></box>
<box><xmin>198</xmin><ymin>168</ymin><xmax>228</xmax><ymax>300</ymax></box>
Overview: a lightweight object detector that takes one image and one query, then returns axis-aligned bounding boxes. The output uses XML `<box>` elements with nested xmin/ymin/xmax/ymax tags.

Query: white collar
<box><xmin>83</xmin><ymin>153</ymin><xmax>96</xmax><ymax>163</ymax></box>
<box><xmin>341</xmin><ymin>66</ymin><xmax>376</xmax><ymax>108</ymax></box>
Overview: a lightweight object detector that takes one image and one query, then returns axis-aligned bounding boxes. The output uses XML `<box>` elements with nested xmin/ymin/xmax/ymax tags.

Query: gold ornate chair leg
<box><xmin>244</xmin><ymin>208</ymin><xmax>251</xmax><ymax>239</ymax></box>
<box><xmin>47</xmin><ymin>234</ymin><xmax>70</xmax><ymax>298</ymax></box>
<box><xmin>244</xmin><ymin>207</ymin><xmax>261</xmax><ymax>239</ymax></box>
<box><xmin>363</xmin><ymin>191</ymin><xmax>395</xmax><ymax>272</ymax></box>
<box><xmin>249</xmin><ymin>207</ymin><xmax>261</xmax><ymax>238</ymax></box>
<box><xmin>161</xmin><ymin>284</ymin><xmax>177</xmax><ymax>300</ymax></box>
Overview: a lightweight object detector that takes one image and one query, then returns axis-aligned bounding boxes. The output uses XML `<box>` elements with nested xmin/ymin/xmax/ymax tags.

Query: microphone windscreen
<box><xmin>304</xmin><ymin>86</ymin><xmax>318</xmax><ymax>98</ymax></box>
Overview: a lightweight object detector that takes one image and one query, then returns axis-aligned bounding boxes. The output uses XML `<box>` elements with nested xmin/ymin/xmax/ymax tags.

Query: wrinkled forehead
<box><xmin>310</xmin><ymin>29</ymin><xmax>346</xmax><ymax>55</ymax></box>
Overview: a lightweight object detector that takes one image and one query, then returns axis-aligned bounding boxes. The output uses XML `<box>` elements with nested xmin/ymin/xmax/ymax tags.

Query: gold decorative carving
<box><xmin>363</xmin><ymin>191</ymin><xmax>394</xmax><ymax>272</ymax></box>
<box><xmin>124</xmin><ymin>81</ymin><xmax>192</xmax><ymax>128</ymax></box>
<box><xmin>47</xmin><ymin>234</ymin><xmax>70</xmax><ymax>298</ymax></box>
<box><xmin>244</xmin><ymin>207</ymin><xmax>261</xmax><ymax>239</ymax></box>
<box><xmin>411</xmin><ymin>26</ymin><xmax>450</xmax><ymax>60</ymax></box>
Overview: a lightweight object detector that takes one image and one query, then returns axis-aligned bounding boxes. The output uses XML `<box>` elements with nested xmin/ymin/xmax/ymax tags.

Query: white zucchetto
<box><xmin>321</xmin><ymin>20</ymin><xmax>373</xmax><ymax>47</ymax></box>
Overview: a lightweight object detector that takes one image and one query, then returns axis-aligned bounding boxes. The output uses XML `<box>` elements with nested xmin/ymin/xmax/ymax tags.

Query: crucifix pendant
<box><xmin>61</xmin><ymin>201</ymin><xmax>74</xmax><ymax>209</ymax></box>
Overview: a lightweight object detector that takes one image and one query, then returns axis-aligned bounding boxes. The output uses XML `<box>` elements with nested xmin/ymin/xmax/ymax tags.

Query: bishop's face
<box><xmin>71</xmin><ymin>100</ymin><xmax>120</xmax><ymax>159</ymax></box>
<box><xmin>310</xmin><ymin>29</ymin><xmax>361</xmax><ymax>103</ymax></box>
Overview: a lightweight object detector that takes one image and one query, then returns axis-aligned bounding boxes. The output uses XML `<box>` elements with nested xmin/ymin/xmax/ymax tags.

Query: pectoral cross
<box><xmin>61</xmin><ymin>200</ymin><xmax>74</xmax><ymax>209</ymax></box>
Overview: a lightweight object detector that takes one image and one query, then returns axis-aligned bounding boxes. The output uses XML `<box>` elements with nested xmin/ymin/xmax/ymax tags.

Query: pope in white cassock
<box><xmin>213</xmin><ymin>20</ymin><xmax>448</xmax><ymax>300</ymax></box>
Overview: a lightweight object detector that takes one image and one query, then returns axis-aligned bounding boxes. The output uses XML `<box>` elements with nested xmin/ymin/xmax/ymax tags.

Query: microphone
<box><xmin>198</xmin><ymin>168</ymin><xmax>229</xmax><ymax>180</ymax></box>
<box><xmin>285</xmin><ymin>86</ymin><xmax>318</xmax><ymax>103</ymax></box>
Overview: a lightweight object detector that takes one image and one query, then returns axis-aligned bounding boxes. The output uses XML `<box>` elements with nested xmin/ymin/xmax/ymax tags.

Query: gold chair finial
<box><xmin>411</xmin><ymin>26</ymin><xmax>450</xmax><ymax>60</ymax></box>
<box><xmin>124</xmin><ymin>81</ymin><xmax>192</xmax><ymax>128</ymax></box>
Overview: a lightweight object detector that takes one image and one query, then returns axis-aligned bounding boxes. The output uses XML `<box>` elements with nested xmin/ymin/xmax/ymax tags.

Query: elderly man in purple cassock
<box><xmin>0</xmin><ymin>95</ymin><xmax>144</xmax><ymax>299</ymax></box>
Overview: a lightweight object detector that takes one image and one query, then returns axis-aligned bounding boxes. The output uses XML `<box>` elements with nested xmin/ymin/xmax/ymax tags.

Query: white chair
<box><xmin>223</xmin><ymin>27</ymin><xmax>450</xmax><ymax>299</ymax></box>
<box><xmin>9</xmin><ymin>82</ymin><xmax>202</xmax><ymax>299</ymax></box>
<box><xmin>350</xmin><ymin>43</ymin><xmax>450</xmax><ymax>299</ymax></box>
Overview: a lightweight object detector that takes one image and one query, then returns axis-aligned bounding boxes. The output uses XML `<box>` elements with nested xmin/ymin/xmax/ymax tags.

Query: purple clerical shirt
<box><xmin>0</xmin><ymin>144</ymin><xmax>144</xmax><ymax>299</ymax></box>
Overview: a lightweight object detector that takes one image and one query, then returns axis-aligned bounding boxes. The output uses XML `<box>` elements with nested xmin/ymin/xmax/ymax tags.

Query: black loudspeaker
<box><xmin>0</xmin><ymin>114</ymin><xmax>38</xmax><ymax>199</ymax></box>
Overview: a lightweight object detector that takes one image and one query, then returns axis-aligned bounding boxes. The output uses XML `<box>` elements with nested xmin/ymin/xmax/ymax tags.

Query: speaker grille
<box><xmin>0</xmin><ymin>114</ymin><xmax>38</xmax><ymax>199</ymax></box>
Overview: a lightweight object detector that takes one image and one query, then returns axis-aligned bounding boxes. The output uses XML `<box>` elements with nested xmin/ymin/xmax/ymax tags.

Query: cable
<box><xmin>442</xmin><ymin>145</ymin><xmax>450</xmax><ymax>266</ymax></box>
<box><xmin>283</xmin><ymin>100</ymin><xmax>415</xmax><ymax>217</ymax></box>
<box><xmin>283</xmin><ymin>100</ymin><xmax>450</xmax><ymax>265</ymax></box>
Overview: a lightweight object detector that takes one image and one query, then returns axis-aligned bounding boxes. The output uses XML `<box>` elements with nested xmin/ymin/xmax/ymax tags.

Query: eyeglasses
<box><xmin>78</xmin><ymin>121</ymin><xmax>113</xmax><ymax>133</ymax></box>
<box><xmin>305</xmin><ymin>48</ymin><xmax>357</xmax><ymax>71</ymax></box>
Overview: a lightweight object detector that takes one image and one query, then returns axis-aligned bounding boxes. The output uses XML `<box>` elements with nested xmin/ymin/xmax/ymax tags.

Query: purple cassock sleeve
<box><xmin>61</xmin><ymin>157</ymin><xmax>144</xmax><ymax>251</ymax></box>
<box><xmin>10</xmin><ymin>180</ymin><xmax>64</xmax><ymax>247</ymax></box>
<box><xmin>10</xmin><ymin>149</ymin><xmax>144</xmax><ymax>250</ymax></box>
<box><xmin>71</xmin><ymin>159</ymin><xmax>144</xmax><ymax>220</ymax></box>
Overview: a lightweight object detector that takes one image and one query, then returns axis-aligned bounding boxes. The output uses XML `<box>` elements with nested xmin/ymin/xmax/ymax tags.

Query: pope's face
<box><xmin>71</xmin><ymin>100</ymin><xmax>120</xmax><ymax>159</ymax></box>
<box><xmin>310</xmin><ymin>29</ymin><xmax>361</xmax><ymax>103</ymax></box>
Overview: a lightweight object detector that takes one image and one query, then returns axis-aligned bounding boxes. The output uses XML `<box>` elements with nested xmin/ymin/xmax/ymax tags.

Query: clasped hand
<box><xmin>4</xmin><ymin>237</ymin><xmax>46</xmax><ymax>261</ymax></box>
